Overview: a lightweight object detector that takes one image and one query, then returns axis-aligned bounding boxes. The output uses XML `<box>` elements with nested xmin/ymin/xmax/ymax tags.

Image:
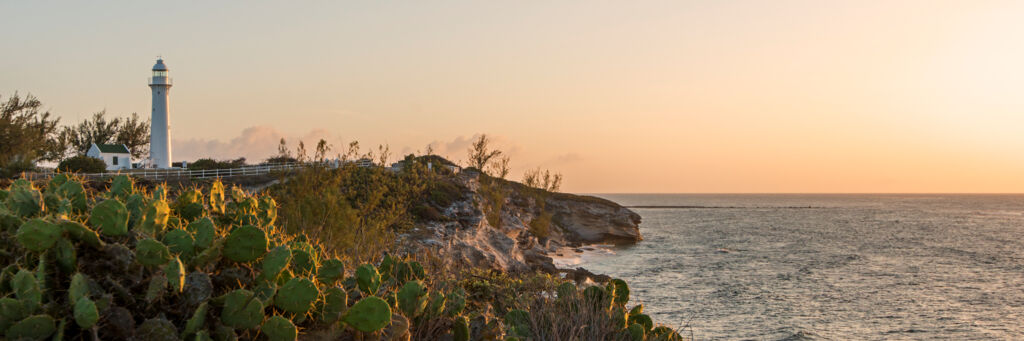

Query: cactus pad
<box><xmin>55</xmin><ymin>180</ymin><xmax>87</xmax><ymax>213</ymax></box>
<box><xmin>187</xmin><ymin>217</ymin><xmax>217</xmax><ymax>250</ymax></box>
<box><xmin>632</xmin><ymin>313</ymin><xmax>653</xmax><ymax>332</ymax></box>
<box><xmin>138</xmin><ymin>200</ymin><xmax>170</xmax><ymax>236</ymax></box>
<box><xmin>223</xmin><ymin>225</ymin><xmax>268</xmax><ymax>262</ymax></box>
<box><xmin>184</xmin><ymin>272</ymin><xmax>214</xmax><ymax>307</ymax></box>
<box><xmin>445</xmin><ymin>288</ymin><xmax>466</xmax><ymax>317</ymax></box>
<box><xmin>55</xmin><ymin>237</ymin><xmax>77</xmax><ymax>271</ymax></box>
<box><xmin>397</xmin><ymin>280</ymin><xmax>428</xmax><ymax>319</ymax></box>
<box><xmin>557</xmin><ymin>282</ymin><xmax>577</xmax><ymax>299</ymax></box>
<box><xmin>316</xmin><ymin>259</ymin><xmax>344</xmax><ymax>285</ymax></box>
<box><xmin>73</xmin><ymin>297</ymin><xmax>99</xmax><ymax>328</ymax></box>
<box><xmin>221</xmin><ymin>289</ymin><xmax>265</xmax><ymax>330</ymax></box>
<box><xmin>90</xmin><ymin>199</ymin><xmax>129</xmax><ymax>236</ymax></box>
<box><xmin>5</xmin><ymin>183</ymin><xmax>43</xmax><ymax>217</ymax></box>
<box><xmin>59</xmin><ymin>219</ymin><xmax>103</xmax><ymax>248</ymax></box>
<box><xmin>504</xmin><ymin>309</ymin><xmax>532</xmax><ymax>338</ymax></box>
<box><xmin>355</xmin><ymin>264</ymin><xmax>381</xmax><ymax>295</ymax></box>
<box><xmin>136</xmin><ymin>318</ymin><xmax>179</xmax><ymax>341</ymax></box>
<box><xmin>628</xmin><ymin>323</ymin><xmax>645</xmax><ymax>341</ymax></box>
<box><xmin>261</xmin><ymin>315</ymin><xmax>297</xmax><ymax>341</ymax></box>
<box><xmin>261</xmin><ymin>245</ymin><xmax>291</xmax><ymax>281</ymax></box>
<box><xmin>275</xmin><ymin>277</ymin><xmax>319</xmax><ymax>314</ymax></box>
<box><xmin>321</xmin><ymin>287</ymin><xmax>347</xmax><ymax>322</ymax></box>
<box><xmin>5</xmin><ymin>314</ymin><xmax>56</xmax><ymax>340</ymax></box>
<box><xmin>136</xmin><ymin>239</ymin><xmax>172</xmax><ymax>267</ymax></box>
<box><xmin>342</xmin><ymin>296</ymin><xmax>392</xmax><ymax>333</ymax></box>
<box><xmin>68</xmin><ymin>273</ymin><xmax>89</xmax><ymax>304</ymax></box>
<box><xmin>109</xmin><ymin>175</ymin><xmax>134</xmax><ymax>199</ymax></box>
<box><xmin>610</xmin><ymin>278</ymin><xmax>630</xmax><ymax>305</ymax></box>
<box><xmin>209</xmin><ymin>180</ymin><xmax>225</xmax><ymax>214</ymax></box>
<box><xmin>289</xmin><ymin>248</ymin><xmax>317</xmax><ymax>277</ymax></box>
<box><xmin>257</xmin><ymin>196</ymin><xmax>277</xmax><ymax>226</ymax></box>
<box><xmin>184</xmin><ymin>302</ymin><xmax>209</xmax><ymax>336</ymax></box>
<box><xmin>163</xmin><ymin>229</ymin><xmax>195</xmax><ymax>256</ymax></box>
<box><xmin>425</xmin><ymin>291</ymin><xmax>446</xmax><ymax>318</ymax></box>
<box><xmin>452</xmin><ymin>315</ymin><xmax>470</xmax><ymax>341</ymax></box>
<box><xmin>166</xmin><ymin>256</ymin><xmax>186</xmax><ymax>293</ymax></box>
<box><xmin>12</xmin><ymin>269</ymin><xmax>41</xmax><ymax>310</ymax></box>
<box><xmin>15</xmin><ymin>218</ymin><xmax>61</xmax><ymax>252</ymax></box>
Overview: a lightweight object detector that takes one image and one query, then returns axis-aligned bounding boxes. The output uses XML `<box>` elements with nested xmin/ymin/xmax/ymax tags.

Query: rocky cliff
<box><xmin>402</xmin><ymin>172</ymin><xmax>641</xmax><ymax>279</ymax></box>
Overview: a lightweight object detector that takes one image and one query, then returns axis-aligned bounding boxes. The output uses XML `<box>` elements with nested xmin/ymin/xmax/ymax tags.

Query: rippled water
<box><xmin>572</xmin><ymin>194</ymin><xmax>1024</xmax><ymax>340</ymax></box>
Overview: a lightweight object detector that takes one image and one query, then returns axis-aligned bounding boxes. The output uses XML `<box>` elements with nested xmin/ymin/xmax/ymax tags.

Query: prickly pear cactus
<box><xmin>627</xmin><ymin>323</ymin><xmax>645</xmax><ymax>341</ymax></box>
<box><xmin>136</xmin><ymin>238</ymin><xmax>172</xmax><ymax>267</ymax></box>
<box><xmin>220</xmin><ymin>289</ymin><xmax>265</xmax><ymax>330</ymax></box>
<box><xmin>320</xmin><ymin>287</ymin><xmax>347</xmax><ymax>322</ymax></box>
<box><xmin>610</xmin><ymin>278</ymin><xmax>630</xmax><ymax>305</ymax></box>
<box><xmin>452</xmin><ymin>315</ymin><xmax>470</xmax><ymax>341</ymax></box>
<box><xmin>90</xmin><ymin>199</ymin><xmax>129</xmax><ymax>236</ymax></box>
<box><xmin>316</xmin><ymin>259</ymin><xmax>344</xmax><ymax>285</ymax></box>
<box><xmin>5</xmin><ymin>182</ymin><xmax>43</xmax><ymax>218</ymax></box>
<box><xmin>274</xmin><ymin>277</ymin><xmax>319</xmax><ymax>314</ymax></box>
<box><xmin>12</xmin><ymin>269</ymin><xmax>42</xmax><ymax>311</ymax></box>
<box><xmin>504</xmin><ymin>309</ymin><xmax>532</xmax><ymax>338</ymax></box>
<box><xmin>15</xmin><ymin>218</ymin><xmax>61</xmax><ymax>252</ymax></box>
<box><xmin>445</xmin><ymin>288</ymin><xmax>466</xmax><ymax>317</ymax></box>
<box><xmin>257</xmin><ymin>196</ymin><xmax>277</xmax><ymax>227</ymax></box>
<box><xmin>109</xmin><ymin>175</ymin><xmax>134</xmax><ymax>199</ymax></box>
<box><xmin>136</xmin><ymin>318</ymin><xmax>179</xmax><ymax>341</ymax></box>
<box><xmin>342</xmin><ymin>296</ymin><xmax>392</xmax><ymax>333</ymax></box>
<box><xmin>59</xmin><ymin>220</ymin><xmax>103</xmax><ymax>248</ymax></box>
<box><xmin>261</xmin><ymin>245</ymin><xmax>291</xmax><ymax>282</ymax></box>
<box><xmin>355</xmin><ymin>264</ymin><xmax>381</xmax><ymax>295</ymax></box>
<box><xmin>138</xmin><ymin>200</ymin><xmax>170</xmax><ymax>236</ymax></box>
<box><xmin>209</xmin><ymin>180</ymin><xmax>226</xmax><ymax>214</ymax></box>
<box><xmin>261</xmin><ymin>315</ymin><xmax>297</xmax><ymax>341</ymax></box>
<box><xmin>73</xmin><ymin>297</ymin><xmax>99</xmax><ymax>328</ymax></box>
<box><xmin>397</xmin><ymin>280</ymin><xmax>428</xmax><ymax>319</ymax></box>
<box><xmin>187</xmin><ymin>217</ymin><xmax>216</xmax><ymax>250</ymax></box>
<box><xmin>425</xmin><ymin>291</ymin><xmax>446</xmax><ymax>318</ymax></box>
<box><xmin>557</xmin><ymin>282</ymin><xmax>577</xmax><ymax>300</ymax></box>
<box><xmin>68</xmin><ymin>273</ymin><xmax>89</xmax><ymax>304</ymax></box>
<box><xmin>183</xmin><ymin>302</ymin><xmax>209</xmax><ymax>336</ymax></box>
<box><xmin>163</xmin><ymin>229</ymin><xmax>195</xmax><ymax>257</ymax></box>
<box><xmin>55</xmin><ymin>179</ymin><xmax>87</xmax><ymax>213</ymax></box>
<box><xmin>223</xmin><ymin>225</ymin><xmax>268</xmax><ymax>262</ymax></box>
<box><xmin>631</xmin><ymin>313</ymin><xmax>653</xmax><ymax>332</ymax></box>
<box><xmin>166</xmin><ymin>256</ymin><xmax>185</xmax><ymax>293</ymax></box>
<box><xmin>5</xmin><ymin>314</ymin><xmax>56</xmax><ymax>340</ymax></box>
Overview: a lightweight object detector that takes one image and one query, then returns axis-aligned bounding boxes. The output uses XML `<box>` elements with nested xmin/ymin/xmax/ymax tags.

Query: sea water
<box><xmin>572</xmin><ymin>194</ymin><xmax>1024</xmax><ymax>340</ymax></box>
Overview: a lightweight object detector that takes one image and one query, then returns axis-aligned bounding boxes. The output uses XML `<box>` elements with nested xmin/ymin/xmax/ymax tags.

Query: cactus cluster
<box><xmin>1</xmin><ymin>174</ymin><xmax>683</xmax><ymax>340</ymax></box>
<box><xmin>0</xmin><ymin>175</ymin><xmax>437</xmax><ymax>340</ymax></box>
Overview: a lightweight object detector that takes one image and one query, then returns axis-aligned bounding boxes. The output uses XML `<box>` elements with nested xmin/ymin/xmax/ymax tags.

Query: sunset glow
<box><xmin>3</xmin><ymin>1</ymin><xmax>1023</xmax><ymax>192</ymax></box>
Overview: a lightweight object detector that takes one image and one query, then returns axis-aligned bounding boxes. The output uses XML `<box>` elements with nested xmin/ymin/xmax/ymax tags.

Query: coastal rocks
<box><xmin>406</xmin><ymin>172</ymin><xmax>642</xmax><ymax>276</ymax></box>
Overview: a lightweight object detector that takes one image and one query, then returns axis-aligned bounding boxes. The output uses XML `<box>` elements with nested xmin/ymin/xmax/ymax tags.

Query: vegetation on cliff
<box><xmin>0</xmin><ymin>172</ymin><xmax>683</xmax><ymax>340</ymax></box>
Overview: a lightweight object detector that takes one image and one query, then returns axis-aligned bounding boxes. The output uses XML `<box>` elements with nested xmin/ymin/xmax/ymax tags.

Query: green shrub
<box><xmin>57</xmin><ymin>155</ymin><xmax>106</xmax><ymax>173</ymax></box>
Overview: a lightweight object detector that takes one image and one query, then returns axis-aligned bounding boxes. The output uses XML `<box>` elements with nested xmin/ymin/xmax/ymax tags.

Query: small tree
<box><xmin>0</xmin><ymin>93</ymin><xmax>62</xmax><ymax>177</ymax></box>
<box><xmin>57</xmin><ymin>155</ymin><xmax>107</xmax><ymax>173</ymax></box>
<box><xmin>523</xmin><ymin>167</ymin><xmax>563</xmax><ymax>192</ymax></box>
<box><xmin>58</xmin><ymin>110</ymin><xmax>150</xmax><ymax>160</ymax></box>
<box><xmin>467</xmin><ymin>134</ymin><xmax>503</xmax><ymax>171</ymax></box>
<box><xmin>489</xmin><ymin>155</ymin><xmax>511</xmax><ymax>179</ymax></box>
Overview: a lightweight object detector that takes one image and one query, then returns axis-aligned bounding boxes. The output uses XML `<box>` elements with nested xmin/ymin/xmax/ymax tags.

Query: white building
<box><xmin>86</xmin><ymin>143</ymin><xmax>132</xmax><ymax>171</ymax></box>
<box><xmin>149</xmin><ymin>58</ymin><xmax>173</xmax><ymax>168</ymax></box>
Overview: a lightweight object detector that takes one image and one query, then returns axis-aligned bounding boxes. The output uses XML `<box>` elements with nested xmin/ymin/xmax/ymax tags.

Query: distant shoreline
<box><xmin>625</xmin><ymin>205</ymin><xmax>825</xmax><ymax>209</ymax></box>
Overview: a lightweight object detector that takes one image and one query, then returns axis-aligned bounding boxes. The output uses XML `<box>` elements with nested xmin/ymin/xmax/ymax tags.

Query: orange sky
<box><xmin>2</xmin><ymin>1</ymin><xmax>1023</xmax><ymax>193</ymax></box>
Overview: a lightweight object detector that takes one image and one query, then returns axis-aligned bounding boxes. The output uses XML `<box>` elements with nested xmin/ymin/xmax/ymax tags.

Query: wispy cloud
<box><xmin>172</xmin><ymin>126</ymin><xmax>347</xmax><ymax>163</ymax></box>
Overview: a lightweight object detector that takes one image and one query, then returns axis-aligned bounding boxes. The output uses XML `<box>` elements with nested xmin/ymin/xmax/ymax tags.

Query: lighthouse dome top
<box><xmin>152</xmin><ymin>58</ymin><xmax>168</xmax><ymax>71</ymax></box>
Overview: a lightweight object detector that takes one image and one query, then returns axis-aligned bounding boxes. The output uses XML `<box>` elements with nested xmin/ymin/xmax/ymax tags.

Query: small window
<box><xmin>153</xmin><ymin>70</ymin><xmax>167</xmax><ymax>77</ymax></box>
<box><xmin>112</xmin><ymin>156</ymin><xmax>118</xmax><ymax>165</ymax></box>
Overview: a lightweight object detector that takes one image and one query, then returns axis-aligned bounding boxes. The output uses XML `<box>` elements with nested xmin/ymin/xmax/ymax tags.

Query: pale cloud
<box><xmin>172</xmin><ymin>126</ymin><xmax>348</xmax><ymax>163</ymax></box>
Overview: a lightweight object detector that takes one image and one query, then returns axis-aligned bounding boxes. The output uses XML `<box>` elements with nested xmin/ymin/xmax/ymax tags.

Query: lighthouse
<box><xmin>149</xmin><ymin>58</ymin><xmax>172</xmax><ymax>168</ymax></box>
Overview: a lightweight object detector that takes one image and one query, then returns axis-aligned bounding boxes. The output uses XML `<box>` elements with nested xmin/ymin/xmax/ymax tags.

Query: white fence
<box><xmin>34</xmin><ymin>162</ymin><xmax>308</xmax><ymax>180</ymax></box>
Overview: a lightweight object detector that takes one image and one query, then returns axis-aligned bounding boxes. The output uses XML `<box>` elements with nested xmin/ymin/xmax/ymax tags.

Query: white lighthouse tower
<box><xmin>149</xmin><ymin>58</ymin><xmax>172</xmax><ymax>168</ymax></box>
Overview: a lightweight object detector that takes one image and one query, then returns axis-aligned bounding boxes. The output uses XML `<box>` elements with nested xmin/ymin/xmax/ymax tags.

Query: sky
<box><xmin>2</xmin><ymin>1</ymin><xmax>1024</xmax><ymax>193</ymax></box>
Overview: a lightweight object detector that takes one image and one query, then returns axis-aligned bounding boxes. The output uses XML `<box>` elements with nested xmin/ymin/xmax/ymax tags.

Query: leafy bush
<box><xmin>57</xmin><ymin>155</ymin><xmax>107</xmax><ymax>173</ymax></box>
<box><xmin>187</xmin><ymin>157</ymin><xmax>246</xmax><ymax>170</ymax></box>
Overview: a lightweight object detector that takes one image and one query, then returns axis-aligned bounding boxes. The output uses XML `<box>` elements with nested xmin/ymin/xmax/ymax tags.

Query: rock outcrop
<box><xmin>402</xmin><ymin>172</ymin><xmax>641</xmax><ymax>280</ymax></box>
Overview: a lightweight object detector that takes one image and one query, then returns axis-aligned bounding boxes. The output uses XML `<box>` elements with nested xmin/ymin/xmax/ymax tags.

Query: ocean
<box><xmin>563</xmin><ymin>194</ymin><xmax>1024</xmax><ymax>340</ymax></box>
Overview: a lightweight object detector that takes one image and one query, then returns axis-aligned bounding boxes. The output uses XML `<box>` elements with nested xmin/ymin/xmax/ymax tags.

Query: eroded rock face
<box><xmin>404</xmin><ymin>172</ymin><xmax>641</xmax><ymax>278</ymax></box>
